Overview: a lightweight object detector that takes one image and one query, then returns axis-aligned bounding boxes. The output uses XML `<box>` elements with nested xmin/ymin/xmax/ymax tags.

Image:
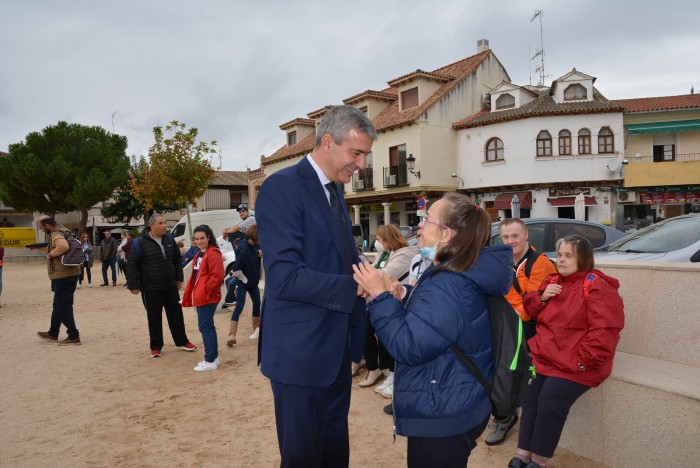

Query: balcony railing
<box><xmin>352</xmin><ymin>170</ymin><xmax>374</xmax><ymax>192</ymax></box>
<box><xmin>628</xmin><ymin>153</ymin><xmax>700</xmax><ymax>163</ymax></box>
<box><xmin>382</xmin><ymin>164</ymin><xmax>409</xmax><ymax>188</ymax></box>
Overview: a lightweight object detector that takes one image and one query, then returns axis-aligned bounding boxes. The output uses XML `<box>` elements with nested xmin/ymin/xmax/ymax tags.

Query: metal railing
<box><xmin>352</xmin><ymin>170</ymin><xmax>374</xmax><ymax>192</ymax></box>
<box><xmin>382</xmin><ymin>164</ymin><xmax>409</xmax><ymax>188</ymax></box>
<box><xmin>627</xmin><ymin>153</ymin><xmax>700</xmax><ymax>163</ymax></box>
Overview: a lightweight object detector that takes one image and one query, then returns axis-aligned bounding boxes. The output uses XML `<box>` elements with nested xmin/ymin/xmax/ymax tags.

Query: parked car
<box><xmin>491</xmin><ymin>218</ymin><xmax>626</xmax><ymax>258</ymax></box>
<box><xmin>217</xmin><ymin>236</ymin><xmax>237</xmax><ymax>274</ymax></box>
<box><xmin>594</xmin><ymin>214</ymin><xmax>700</xmax><ymax>262</ymax></box>
<box><xmin>399</xmin><ymin>226</ymin><xmax>419</xmax><ymax>239</ymax></box>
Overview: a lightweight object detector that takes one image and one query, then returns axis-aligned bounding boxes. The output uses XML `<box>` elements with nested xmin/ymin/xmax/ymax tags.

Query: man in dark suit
<box><xmin>256</xmin><ymin>105</ymin><xmax>377</xmax><ymax>467</ymax></box>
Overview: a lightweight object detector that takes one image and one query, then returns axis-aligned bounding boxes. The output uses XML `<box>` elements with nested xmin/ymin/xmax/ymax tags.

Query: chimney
<box><xmin>477</xmin><ymin>39</ymin><xmax>490</xmax><ymax>53</ymax></box>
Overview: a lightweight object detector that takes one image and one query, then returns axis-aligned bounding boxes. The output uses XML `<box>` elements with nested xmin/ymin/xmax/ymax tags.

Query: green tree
<box><xmin>131</xmin><ymin>121</ymin><xmax>217</xmax><ymax>239</ymax></box>
<box><xmin>0</xmin><ymin>121</ymin><xmax>130</xmax><ymax>233</ymax></box>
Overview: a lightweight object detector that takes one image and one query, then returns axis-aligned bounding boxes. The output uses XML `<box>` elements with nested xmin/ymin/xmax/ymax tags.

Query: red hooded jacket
<box><xmin>523</xmin><ymin>269</ymin><xmax>625</xmax><ymax>387</ymax></box>
<box><xmin>181</xmin><ymin>245</ymin><xmax>224</xmax><ymax>307</ymax></box>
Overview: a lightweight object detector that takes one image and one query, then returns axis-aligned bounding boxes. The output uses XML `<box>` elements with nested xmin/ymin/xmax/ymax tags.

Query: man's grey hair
<box><xmin>314</xmin><ymin>105</ymin><xmax>377</xmax><ymax>149</ymax></box>
<box><xmin>148</xmin><ymin>213</ymin><xmax>165</xmax><ymax>226</ymax></box>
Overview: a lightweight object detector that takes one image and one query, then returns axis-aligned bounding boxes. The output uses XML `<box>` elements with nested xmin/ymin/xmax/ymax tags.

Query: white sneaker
<box><xmin>249</xmin><ymin>327</ymin><xmax>259</xmax><ymax>340</ymax></box>
<box><xmin>375</xmin><ymin>372</ymin><xmax>394</xmax><ymax>393</ymax></box>
<box><xmin>194</xmin><ymin>360</ymin><xmax>219</xmax><ymax>372</ymax></box>
<box><xmin>77</xmin><ymin>284</ymin><xmax>82</xmax><ymax>289</ymax></box>
<box><xmin>88</xmin><ymin>283</ymin><xmax>92</xmax><ymax>288</ymax></box>
<box><xmin>381</xmin><ymin>383</ymin><xmax>393</xmax><ymax>399</ymax></box>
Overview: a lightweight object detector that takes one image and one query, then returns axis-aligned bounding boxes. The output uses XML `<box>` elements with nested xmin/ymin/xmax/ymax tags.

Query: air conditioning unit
<box><xmin>616</xmin><ymin>191</ymin><xmax>637</xmax><ymax>203</ymax></box>
<box><xmin>353</xmin><ymin>180</ymin><xmax>364</xmax><ymax>190</ymax></box>
<box><xmin>385</xmin><ymin>175</ymin><xmax>397</xmax><ymax>186</ymax></box>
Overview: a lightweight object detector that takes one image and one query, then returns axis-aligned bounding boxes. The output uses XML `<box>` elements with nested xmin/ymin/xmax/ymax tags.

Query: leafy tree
<box><xmin>101</xmin><ymin>156</ymin><xmax>179</xmax><ymax>224</ymax></box>
<box><xmin>0</xmin><ymin>121</ymin><xmax>130</xmax><ymax>233</ymax></box>
<box><xmin>131</xmin><ymin>121</ymin><xmax>217</xmax><ymax>239</ymax></box>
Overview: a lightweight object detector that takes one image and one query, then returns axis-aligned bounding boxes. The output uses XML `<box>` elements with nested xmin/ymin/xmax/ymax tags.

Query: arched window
<box><xmin>536</xmin><ymin>130</ymin><xmax>552</xmax><ymax>157</ymax></box>
<box><xmin>598</xmin><ymin>126</ymin><xmax>614</xmax><ymax>153</ymax></box>
<box><xmin>485</xmin><ymin>137</ymin><xmax>504</xmax><ymax>161</ymax></box>
<box><xmin>558</xmin><ymin>130</ymin><xmax>572</xmax><ymax>155</ymax></box>
<box><xmin>564</xmin><ymin>83</ymin><xmax>587</xmax><ymax>101</ymax></box>
<box><xmin>496</xmin><ymin>93</ymin><xmax>515</xmax><ymax>110</ymax></box>
<box><xmin>578</xmin><ymin>128</ymin><xmax>591</xmax><ymax>154</ymax></box>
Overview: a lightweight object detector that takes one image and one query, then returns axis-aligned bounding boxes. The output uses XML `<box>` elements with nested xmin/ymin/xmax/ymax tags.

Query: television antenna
<box><xmin>530</xmin><ymin>10</ymin><xmax>546</xmax><ymax>87</ymax></box>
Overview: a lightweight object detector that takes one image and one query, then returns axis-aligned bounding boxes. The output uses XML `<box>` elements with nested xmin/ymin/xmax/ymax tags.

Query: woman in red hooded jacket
<box><xmin>508</xmin><ymin>235</ymin><xmax>624</xmax><ymax>468</ymax></box>
<box><xmin>182</xmin><ymin>225</ymin><xmax>224</xmax><ymax>372</ymax></box>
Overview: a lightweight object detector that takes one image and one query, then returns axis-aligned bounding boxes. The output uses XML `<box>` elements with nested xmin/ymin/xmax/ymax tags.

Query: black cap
<box><xmin>236</xmin><ymin>204</ymin><xmax>248</xmax><ymax>212</ymax></box>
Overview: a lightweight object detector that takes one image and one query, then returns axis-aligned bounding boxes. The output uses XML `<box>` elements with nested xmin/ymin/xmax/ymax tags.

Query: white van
<box><xmin>171</xmin><ymin>209</ymin><xmax>242</xmax><ymax>246</ymax></box>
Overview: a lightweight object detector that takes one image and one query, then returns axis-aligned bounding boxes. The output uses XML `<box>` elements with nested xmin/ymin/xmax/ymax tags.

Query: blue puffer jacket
<box><xmin>369</xmin><ymin>244</ymin><xmax>513</xmax><ymax>438</ymax></box>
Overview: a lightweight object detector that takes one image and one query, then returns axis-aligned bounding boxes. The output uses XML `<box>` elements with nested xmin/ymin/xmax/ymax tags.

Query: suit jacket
<box><xmin>256</xmin><ymin>157</ymin><xmax>366</xmax><ymax>387</ymax></box>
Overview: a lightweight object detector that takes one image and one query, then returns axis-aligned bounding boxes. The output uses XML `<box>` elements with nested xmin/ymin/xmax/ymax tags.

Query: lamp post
<box><xmin>451</xmin><ymin>173</ymin><xmax>464</xmax><ymax>187</ymax></box>
<box><xmin>406</xmin><ymin>154</ymin><xmax>421</xmax><ymax>179</ymax></box>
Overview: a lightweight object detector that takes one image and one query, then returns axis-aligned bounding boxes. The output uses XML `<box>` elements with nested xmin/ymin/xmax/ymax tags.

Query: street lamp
<box><xmin>406</xmin><ymin>154</ymin><xmax>421</xmax><ymax>179</ymax></box>
<box><xmin>451</xmin><ymin>173</ymin><xmax>464</xmax><ymax>187</ymax></box>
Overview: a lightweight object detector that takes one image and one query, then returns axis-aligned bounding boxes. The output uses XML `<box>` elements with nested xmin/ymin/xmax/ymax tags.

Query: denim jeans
<box><xmin>101</xmin><ymin>256</ymin><xmax>117</xmax><ymax>284</ymax></box>
<box><xmin>49</xmin><ymin>275</ymin><xmax>79</xmax><ymax>339</ymax></box>
<box><xmin>230</xmin><ymin>281</ymin><xmax>261</xmax><ymax>322</ymax></box>
<box><xmin>197</xmin><ymin>302</ymin><xmax>218</xmax><ymax>363</ymax></box>
<box><xmin>223</xmin><ymin>276</ymin><xmax>237</xmax><ymax>304</ymax></box>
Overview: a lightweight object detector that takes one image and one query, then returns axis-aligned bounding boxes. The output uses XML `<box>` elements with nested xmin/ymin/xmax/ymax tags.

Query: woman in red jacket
<box><xmin>509</xmin><ymin>235</ymin><xmax>624</xmax><ymax>468</ymax></box>
<box><xmin>182</xmin><ymin>225</ymin><xmax>224</xmax><ymax>372</ymax></box>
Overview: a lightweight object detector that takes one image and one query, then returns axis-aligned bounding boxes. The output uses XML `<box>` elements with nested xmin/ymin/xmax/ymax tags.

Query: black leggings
<box><xmin>363</xmin><ymin>321</ymin><xmax>394</xmax><ymax>372</ymax></box>
<box><xmin>517</xmin><ymin>373</ymin><xmax>590</xmax><ymax>458</ymax></box>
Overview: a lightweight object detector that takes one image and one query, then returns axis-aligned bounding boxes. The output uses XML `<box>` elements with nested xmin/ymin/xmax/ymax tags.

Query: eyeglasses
<box><xmin>421</xmin><ymin>217</ymin><xmax>450</xmax><ymax>230</ymax></box>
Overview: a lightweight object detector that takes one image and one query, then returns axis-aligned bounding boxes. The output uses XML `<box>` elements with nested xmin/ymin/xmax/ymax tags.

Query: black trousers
<box><xmin>271</xmin><ymin>349</ymin><xmax>352</xmax><ymax>468</ymax></box>
<box><xmin>363</xmin><ymin>321</ymin><xmax>394</xmax><ymax>371</ymax></box>
<box><xmin>517</xmin><ymin>374</ymin><xmax>590</xmax><ymax>458</ymax></box>
<box><xmin>407</xmin><ymin>415</ymin><xmax>489</xmax><ymax>467</ymax></box>
<box><xmin>141</xmin><ymin>288</ymin><xmax>189</xmax><ymax>351</ymax></box>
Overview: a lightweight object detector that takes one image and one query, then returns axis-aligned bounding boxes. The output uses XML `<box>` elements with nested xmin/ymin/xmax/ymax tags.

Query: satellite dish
<box><xmin>607</xmin><ymin>161</ymin><xmax>621</xmax><ymax>173</ymax></box>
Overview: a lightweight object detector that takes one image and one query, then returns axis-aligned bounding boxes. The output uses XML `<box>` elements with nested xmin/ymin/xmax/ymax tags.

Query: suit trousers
<box><xmin>270</xmin><ymin>347</ymin><xmax>352</xmax><ymax>468</ymax></box>
<box><xmin>406</xmin><ymin>415</ymin><xmax>489</xmax><ymax>467</ymax></box>
<box><xmin>141</xmin><ymin>288</ymin><xmax>189</xmax><ymax>351</ymax></box>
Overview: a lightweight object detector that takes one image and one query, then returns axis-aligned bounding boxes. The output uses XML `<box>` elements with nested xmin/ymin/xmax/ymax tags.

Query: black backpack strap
<box><xmin>513</xmin><ymin>248</ymin><xmax>544</xmax><ymax>296</ymax></box>
<box><xmin>450</xmin><ymin>345</ymin><xmax>489</xmax><ymax>388</ymax></box>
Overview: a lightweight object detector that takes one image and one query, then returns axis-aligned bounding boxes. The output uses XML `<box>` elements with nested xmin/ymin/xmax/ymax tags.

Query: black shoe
<box><xmin>508</xmin><ymin>457</ymin><xmax>528</xmax><ymax>468</ymax></box>
<box><xmin>383</xmin><ymin>404</ymin><xmax>393</xmax><ymax>415</ymax></box>
<box><xmin>99</xmin><ymin>283</ymin><xmax>109</xmax><ymax>287</ymax></box>
<box><xmin>524</xmin><ymin>462</ymin><xmax>542</xmax><ymax>468</ymax></box>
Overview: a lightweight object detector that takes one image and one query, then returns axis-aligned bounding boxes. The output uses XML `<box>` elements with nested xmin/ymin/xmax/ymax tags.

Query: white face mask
<box><xmin>374</xmin><ymin>240</ymin><xmax>385</xmax><ymax>252</ymax></box>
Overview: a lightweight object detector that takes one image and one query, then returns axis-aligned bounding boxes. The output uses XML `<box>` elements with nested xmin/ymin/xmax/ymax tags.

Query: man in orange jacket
<box><xmin>485</xmin><ymin>218</ymin><xmax>557</xmax><ymax>447</ymax></box>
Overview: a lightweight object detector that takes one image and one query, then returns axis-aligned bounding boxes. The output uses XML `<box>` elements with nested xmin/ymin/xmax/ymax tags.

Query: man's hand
<box><xmin>130</xmin><ymin>289</ymin><xmax>140</xmax><ymax>295</ymax></box>
<box><xmin>177</xmin><ymin>281</ymin><xmax>182</xmax><ymax>290</ymax></box>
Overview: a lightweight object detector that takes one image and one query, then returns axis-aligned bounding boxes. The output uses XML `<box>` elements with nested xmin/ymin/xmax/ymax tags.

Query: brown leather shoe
<box><xmin>58</xmin><ymin>337</ymin><xmax>81</xmax><ymax>346</ymax></box>
<box><xmin>37</xmin><ymin>331</ymin><xmax>58</xmax><ymax>342</ymax></box>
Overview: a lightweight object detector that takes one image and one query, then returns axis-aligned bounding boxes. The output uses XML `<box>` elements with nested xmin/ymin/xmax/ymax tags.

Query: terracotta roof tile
<box><xmin>210</xmin><ymin>171</ymin><xmax>248</xmax><ymax>186</ymax></box>
<box><xmin>342</xmin><ymin>89</ymin><xmax>397</xmax><ymax>105</ymax></box>
<box><xmin>386</xmin><ymin>69</ymin><xmax>453</xmax><ymax>86</ymax></box>
<box><xmin>279</xmin><ymin>118</ymin><xmax>315</xmax><ymax>130</ymax></box>
<box><xmin>453</xmin><ymin>87</ymin><xmax>623</xmax><ymax>129</ymax></box>
<box><xmin>261</xmin><ymin>131</ymin><xmax>315</xmax><ymax>166</ymax></box>
<box><xmin>613</xmin><ymin>94</ymin><xmax>700</xmax><ymax>113</ymax></box>
<box><xmin>373</xmin><ymin>50</ymin><xmax>492</xmax><ymax>132</ymax></box>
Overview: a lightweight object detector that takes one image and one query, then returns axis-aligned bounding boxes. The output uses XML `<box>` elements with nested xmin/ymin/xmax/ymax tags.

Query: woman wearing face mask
<box><xmin>357</xmin><ymin>225</ymin><xmax>417</xmax><ymax>399</ymax></box>
<box><xmin>353</xmin><ymin>193</ymin><xmax>513</xmax><ymax>467</ymax></box>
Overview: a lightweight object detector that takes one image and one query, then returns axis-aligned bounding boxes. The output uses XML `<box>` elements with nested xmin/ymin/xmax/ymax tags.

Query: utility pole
<box><xmin>111</xmin><ymin>111</ymin><xmax>118</xmax><ymax>133</ymax></box>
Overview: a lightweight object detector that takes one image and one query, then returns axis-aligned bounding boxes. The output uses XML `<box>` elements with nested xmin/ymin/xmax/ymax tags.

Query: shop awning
<box><xmin>547</xmin><ymin>196</ymin><xmax>597</xmax><ymax>207</ymax></box>
<box><xmin>626</xmin><ymin>119</ymin><xmax>700</xmax><ymax>135</ymax></box>
<box><xmin>493</xmin><ymin>192</ymin><xmax>532</xmax><ymax>210</ymax></box>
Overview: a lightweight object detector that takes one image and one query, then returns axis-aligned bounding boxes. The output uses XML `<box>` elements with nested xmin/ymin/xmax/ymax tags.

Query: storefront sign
<box><xmin>638</xmin><ymin>191</ymin><xmax>700</xmax><ymax>204</ymax></box>
<box><xmin>616</xmin><ymin>185</ymin><xmax>700</xmax><ymax>193</ymax></box>
<box><xmin>548</xmin><ymin>188</ymin><xmax>591</xmax><ymax>197</ymax></box>
<box><xmin>0</xmin><ymin>227</ymin><xmax>37</xmax><ymax>247</ymax></box>
<box><xmin>360</xmin><ymin>203</ymin><xmax>397</xmax><ymax>213</ymax></box>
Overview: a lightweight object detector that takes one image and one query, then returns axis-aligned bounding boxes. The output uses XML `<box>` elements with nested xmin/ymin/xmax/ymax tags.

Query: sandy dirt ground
<box><xmin>0</xmin><ymin>261</ymin><xmax>607</xmax><ymax>467</ymax></box>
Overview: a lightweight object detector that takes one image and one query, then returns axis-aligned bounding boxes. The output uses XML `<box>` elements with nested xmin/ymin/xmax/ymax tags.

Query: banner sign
<box><xmin>0</xmin><ymin>227</ymin><xmax>37</xmax><ymax>248</ymax></box>
<box><xmin>548</xmin><ymin>188</ymin><xmax>591</xmax><ymax>197</ymax></box>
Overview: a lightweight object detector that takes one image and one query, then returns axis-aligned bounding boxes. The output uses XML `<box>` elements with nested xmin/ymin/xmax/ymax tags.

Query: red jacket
<box><xmin>181</xmin><ymin>245</ymin><xmax>224</xmax><ymax>307</ymax></box>
<box><xmin>523</xmin><ymin>269</ymin><xmax>625</xmax><ymax>387</ymax></box>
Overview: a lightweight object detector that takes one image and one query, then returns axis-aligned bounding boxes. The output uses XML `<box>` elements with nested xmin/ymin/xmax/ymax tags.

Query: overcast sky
<box><xmin>2</xmin><ymin>0</ymin><xmax>699</xmax><ymax>171</ymax></box>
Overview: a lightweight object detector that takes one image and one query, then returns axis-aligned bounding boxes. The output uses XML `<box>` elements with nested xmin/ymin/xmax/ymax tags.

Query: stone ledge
<box><xmin>611</xmin><ymin>351</ymin><xmax>700</xmax><ymax>401</ymax></box>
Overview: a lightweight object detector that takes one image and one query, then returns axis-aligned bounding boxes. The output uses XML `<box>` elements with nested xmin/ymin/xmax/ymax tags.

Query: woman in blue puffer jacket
<box><xmin>354</xmin><ymin>192</ymin><xmax>513</xmax><ymax>467</ymax></box>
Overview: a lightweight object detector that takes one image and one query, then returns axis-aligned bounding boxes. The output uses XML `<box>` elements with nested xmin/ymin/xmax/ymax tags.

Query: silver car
<box><xmin>595</xmin><ymin>214</ymin><xmax>700</xmax><ymax>262</ymax></box>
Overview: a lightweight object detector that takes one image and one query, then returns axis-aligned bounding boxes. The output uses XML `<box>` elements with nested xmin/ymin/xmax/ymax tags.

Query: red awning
<box><xmin>547</xmin><ymin>196</ymin><xmax>597</xmax><ymax>207</ymax></box>
<box><xmin>494</xmin><ymin>192</ymin><xmax>533</xmax><ymax>210</ymax></box>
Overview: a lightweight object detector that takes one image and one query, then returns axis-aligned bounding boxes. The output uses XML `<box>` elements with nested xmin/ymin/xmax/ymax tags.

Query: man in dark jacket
<box><xmin>99</xmin><ymin>230</ymin><xmax>119</xmax><ymax>287</ymax></box>
<box><xmin>126</xmin><ymin>213</ymin><xmax>196</xmax><ymax>358</ymax></box>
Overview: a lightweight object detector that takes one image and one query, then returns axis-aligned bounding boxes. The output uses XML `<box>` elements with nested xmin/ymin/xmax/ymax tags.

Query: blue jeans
<box><xmin>49</xmin><ymin>276</ymin><xmax>80</xmax><ymax>339</ymax></box>
<box><xmin>230</xmin><ymin>282</ymin><xmax>261</xmax><ymax>322</ymax></box>
<box><xmin>102</xmin><ymin>256</ymin><xmax>117</xmax><ymax>284</ymax></box>
<box><xmin>223</xmin><ymin>276</ymin><xmax>237</xmax><ymax>304</ymax></box>
<box><xmin>197</xmin><ymin>302</ymin><xmax>218</xmax><ymax>363</ymax></box>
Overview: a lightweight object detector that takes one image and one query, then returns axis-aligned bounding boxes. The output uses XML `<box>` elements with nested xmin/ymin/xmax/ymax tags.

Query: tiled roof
<box><xmin>613</xmin><ymin>94</ymin><xmax>700</xmax><ymax>113</ymax></box>
<box><xmin>308</xmin><ymin>105</ymin><xmax>335</xmax><ymax>119</ymax></box>
<box><xmin>453</xmin><ymin>87</ymin><xmax>623</xmax><ymax>130</ymax></box>
<box><xmin>261</xmin><ymin>131</ymin><xmax>315</xmax><ymax>166</ymax></box>
<box><xmin>386</xmin><ymin>69</ymin><xmax>453</xmax><ymax>87</ymax></box>
<box><xmin>210</xmin><ymin>171</ymin><xmax>248</xmax><ymax>186</ymax></box>
<box><xmin>342</xmin><ymin>89</ymin><xmax>397</xmax><ymax>105</ymax></box>
<box><xmin>279</xmin><ymin>118</ymin><xmax>315</xmax><ymax>130</ymax></box>
<box><xmin>373</xmin><ymin>50</ymin><xmax>493</xmax><ymax>132</ymax></box>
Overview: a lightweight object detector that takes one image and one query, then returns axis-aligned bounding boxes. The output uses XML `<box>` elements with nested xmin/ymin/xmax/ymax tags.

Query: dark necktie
<box><xmin>325</xmin><ymin>182</ymin><xmax>352</xmax><ymax>272</ymax></box>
